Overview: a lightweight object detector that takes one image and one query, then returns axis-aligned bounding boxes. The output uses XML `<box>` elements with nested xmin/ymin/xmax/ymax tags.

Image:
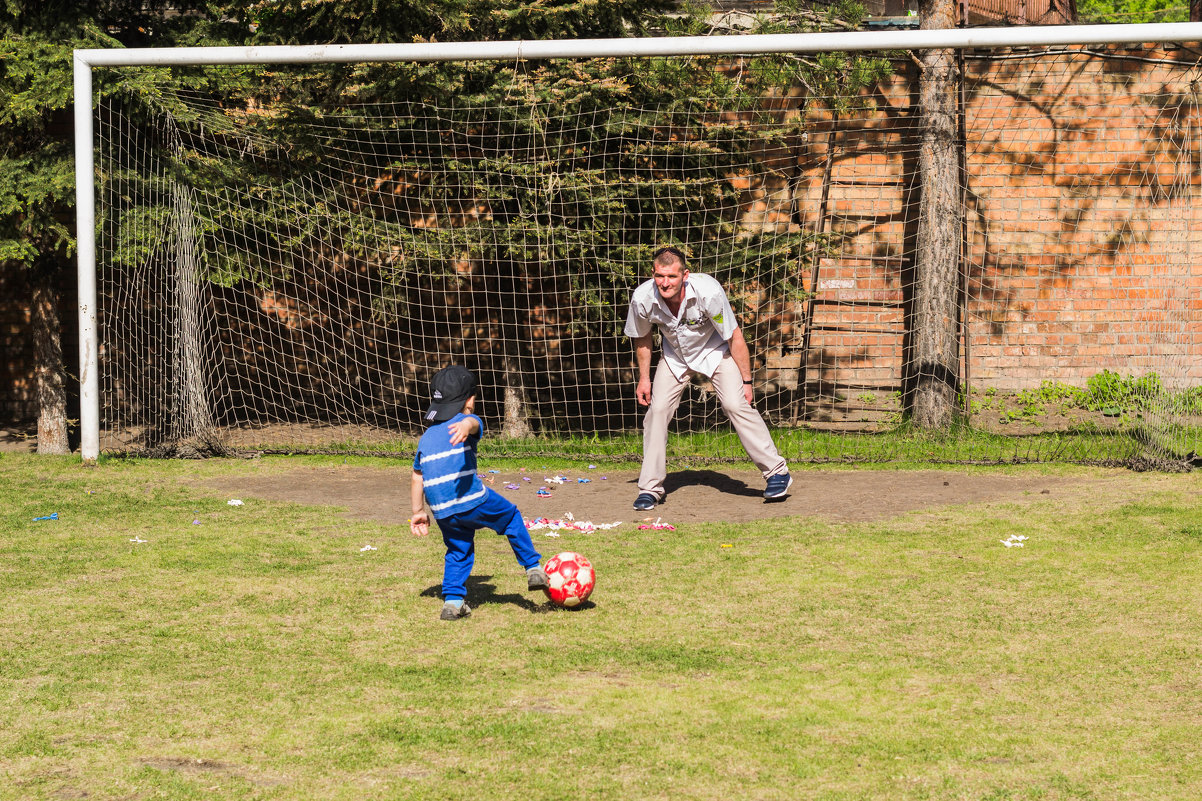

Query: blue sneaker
<box><xmin>764</xmin><ymin>472</ymin><xmax>792</xmax><ymax>500</ymax></box>
<box><xmin>633</xmin><ymin>492</ymin><xmax>658</xmax><ymax>511</ymax></box>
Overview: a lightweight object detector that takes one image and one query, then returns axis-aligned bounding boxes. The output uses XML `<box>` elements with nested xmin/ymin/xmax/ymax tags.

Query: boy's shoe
<box><xmin>439</xmin><ymin>601</ymin><xmax>471</xmax><ymax>621</ymax></box>
<box><xmin>763</xmin><ymin>472</ymin><xmax>793</xmax><ymax>500</ymax></box>
<box><xmin>633</xmin><ymin>492</ymin><xmax>659</xmax><ymax>511</ymax></box>
<box><xmin>526</xmin><ymin>566</ymin><xmax>550</xmax><ymax>591</ymax></box>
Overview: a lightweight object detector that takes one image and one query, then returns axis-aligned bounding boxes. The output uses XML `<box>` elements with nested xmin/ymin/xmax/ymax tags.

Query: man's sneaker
<box><xmin>527</xmin><ymin>566</ymin><xmax>550</xmax><ymax>592</ymax></box>
<box><xmin>764</xmin><ymin>472</ymin><xmax>793</xmax><ymax>500</ymax></box>
<box><xmin>439</xmin><ymin>601</ymin><xmax>471</xmax><ymax>621</ymax></box>
<box><xmin>633</xmin><ymin>492</ymin><xmax>659</xmax><ymax>511</ymax></box>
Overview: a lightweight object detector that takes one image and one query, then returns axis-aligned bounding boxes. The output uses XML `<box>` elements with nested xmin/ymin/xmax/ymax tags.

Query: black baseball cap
<box><xmin>425</xmin><ymin>365</ymin><xmax>477</xmax><ymax>423</ymax></box>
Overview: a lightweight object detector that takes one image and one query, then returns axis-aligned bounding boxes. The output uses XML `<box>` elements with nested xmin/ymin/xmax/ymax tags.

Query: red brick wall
<box><xmin>763</xmin><ymin>45</ymin><xmax>1202</xmax><ymax>395</ymax></box>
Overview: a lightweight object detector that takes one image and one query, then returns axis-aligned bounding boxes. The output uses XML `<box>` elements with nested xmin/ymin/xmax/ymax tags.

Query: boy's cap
<box><xmin>425</xmin><ymin>365</ymin><xmax>476</xmax><ymax>423</ymax></box>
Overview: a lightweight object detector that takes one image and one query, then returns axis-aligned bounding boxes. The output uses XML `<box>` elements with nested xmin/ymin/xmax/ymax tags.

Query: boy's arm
<box><xmin>410</xmin><ymin>469</ymin><xmax>429</xmax><ymax>536</ymax></box>
<box><xmin>447</xmin><ymin>415</ymin><xmax>481</xmax><ymax>445</ymax></box>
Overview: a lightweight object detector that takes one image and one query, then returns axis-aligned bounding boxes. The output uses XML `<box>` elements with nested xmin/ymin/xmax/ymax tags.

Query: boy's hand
<box><xmin>447</xmin><ymin>417</ymin><xmax>478</xmax><ymax>445</ymax></box>
<box><xmin>410</xmin><ymin>510</ymin><xmax>430</xmax><ymax>537</ymax></box>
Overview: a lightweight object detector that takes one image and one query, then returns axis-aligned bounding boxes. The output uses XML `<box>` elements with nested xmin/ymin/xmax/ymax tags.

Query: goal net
<box><xmin>85</xmin><ymin>30</ymin><xmax>1202</xmax><ymax>466</ymax></box>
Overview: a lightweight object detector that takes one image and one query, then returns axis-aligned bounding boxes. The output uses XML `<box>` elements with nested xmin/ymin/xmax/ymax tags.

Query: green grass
<box><xmin>2</xmin><ymin>452</ymin><xmax>1201</xmax><ymax>799</ymax></box>
<box><xmin>279</xmin><ymin>424</ymin><xmax>1184</xmax><ymax>468</ymax></box>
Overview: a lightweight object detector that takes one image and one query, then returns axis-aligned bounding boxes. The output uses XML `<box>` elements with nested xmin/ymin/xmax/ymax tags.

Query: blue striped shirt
<box><xmin>413</xmin><ymin>413</ymin><xmax>488</xmax><ymax>519</ymax></box>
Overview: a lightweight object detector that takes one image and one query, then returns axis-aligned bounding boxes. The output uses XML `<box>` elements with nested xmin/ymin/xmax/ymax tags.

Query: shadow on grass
<box><xmin>420</xmin><ymin>575</ymin><xmax>595</xmax><ymax>614</ymax></box>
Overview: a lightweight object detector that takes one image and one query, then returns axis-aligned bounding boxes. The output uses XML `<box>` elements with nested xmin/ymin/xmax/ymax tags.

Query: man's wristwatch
<box><xmin>742</xmin><ymin>379</ymin><xmax>752</xmax><ymax>385</ymax></box>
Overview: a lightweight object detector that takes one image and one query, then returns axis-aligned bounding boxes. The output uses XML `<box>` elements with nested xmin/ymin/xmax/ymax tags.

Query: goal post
<box><xmin>75</xmin><ymin>22</ymin><xmax>1202</xmax><ymax>465</ymax></box>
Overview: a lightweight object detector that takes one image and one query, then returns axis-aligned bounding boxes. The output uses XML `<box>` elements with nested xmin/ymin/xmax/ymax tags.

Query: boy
<box><xmin>410</xmin><ymin>365</ymin><xmax>549</xmax><ymax>620</ymax></box>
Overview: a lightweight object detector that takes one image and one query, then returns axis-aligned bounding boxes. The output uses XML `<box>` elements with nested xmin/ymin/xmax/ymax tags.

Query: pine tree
<box><xmin>0</xmin><ymin>1</ymin><xmax>251</xmax><ymax>452</ymax></box>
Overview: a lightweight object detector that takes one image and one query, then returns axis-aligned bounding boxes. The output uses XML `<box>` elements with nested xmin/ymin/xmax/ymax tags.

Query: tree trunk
<box><xmin>501</xmin><ymin>350</ymin><xmax>533</xmax><ymax>438</ymax></box>
<box><xmin>33</xmin><ymin>268</ymin><xmax>70</xmax><ymax>455</ymax></box>
<box><xmin>904</xmin><ymin>0</ymin><xmax>962</xmax><ymax>429</ymax></box>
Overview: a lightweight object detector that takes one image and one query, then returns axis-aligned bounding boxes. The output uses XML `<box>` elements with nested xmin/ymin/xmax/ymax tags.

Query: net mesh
<box><xmin>94</xmin><ymin>44</ymin><xmax>1202</xmax><ymax>465</ymax></box>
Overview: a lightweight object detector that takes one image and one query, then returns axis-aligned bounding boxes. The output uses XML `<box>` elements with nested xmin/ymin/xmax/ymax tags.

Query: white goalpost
<box><xmin>74</xmin><ymin>23</ymin><xmax>1202</xmax><ymax>465</ymax></box>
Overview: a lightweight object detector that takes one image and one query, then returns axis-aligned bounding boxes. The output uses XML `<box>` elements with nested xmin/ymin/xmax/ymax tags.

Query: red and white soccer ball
<box><xmin>543</xmin><ymin>552</ymin><xmax>596</xmax><ymax>608</ymax></box>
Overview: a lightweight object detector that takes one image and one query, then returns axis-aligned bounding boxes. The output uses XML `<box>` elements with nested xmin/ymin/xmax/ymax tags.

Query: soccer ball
<box><xmin>543</xmin><ymin>552</ymin><xmax>596</xmax><ymax>608</ymax></box>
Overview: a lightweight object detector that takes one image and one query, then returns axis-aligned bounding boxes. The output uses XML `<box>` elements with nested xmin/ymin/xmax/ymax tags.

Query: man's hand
<box><xmin>743</xmin><ymin>382</ymin><xmax>754</xmax><ymax>406</ymax></box>
<box><xmin>636</xmin><ymin>376</ymin><xmax>652</xmax><ymax>406</ymax></box>
<box><xmin>410</xmin><ymin>510</ymin><xmax>430</xmax><ymax>537</ymax></box>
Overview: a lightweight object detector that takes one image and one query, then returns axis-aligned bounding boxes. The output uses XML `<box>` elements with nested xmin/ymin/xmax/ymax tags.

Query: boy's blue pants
<box><xmin>436</xmin><ymin>488</ymin><xmax>541</xmax><ymax>601</ymax></box>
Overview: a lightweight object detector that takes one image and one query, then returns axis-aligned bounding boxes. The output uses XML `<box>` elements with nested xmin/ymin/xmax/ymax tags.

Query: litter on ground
<box><xmin>526</xmin><ymin>514</ymin><xmax>623</xmax><ymax>534</ymax></box>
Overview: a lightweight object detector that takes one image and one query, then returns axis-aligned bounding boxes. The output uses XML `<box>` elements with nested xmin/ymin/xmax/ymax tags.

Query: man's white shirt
<box><xmin>624</xmin><ymin>272</ymin><xmax>739</xmax><ymax>380</ymax></box>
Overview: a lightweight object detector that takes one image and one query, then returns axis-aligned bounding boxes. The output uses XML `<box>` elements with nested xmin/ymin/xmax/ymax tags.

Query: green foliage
<box><xmin>21</xmin><ymin>0</ymin><xmax>897</xmax><ymax>438</ymax></box>
<box><xmin>1075</xmin><ymin>0</ymin><xmax>1187</xmax><ymax>23</ymax></box>
<box><xmin>0</xmin><ymin>1</ymin><xmax>255</xmax><ymax>271</ymax></box>
<box><xmin>972</xmin><ymin>371</ymin><xmax>1191</xmax><ymax>426</ymax></box>
<box><xmin>1084</xmin><ymin>369</ymin><xmax>1164</xmax><ymax>413</ymax></box>
<box><xmin>105</xmin><ymin>0</ymin><xmax>890</xmax><ymax>364</ymax></box>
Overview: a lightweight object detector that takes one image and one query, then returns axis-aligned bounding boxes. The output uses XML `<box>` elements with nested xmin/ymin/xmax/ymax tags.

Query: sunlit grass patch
<box><xmin>1</xmin><ymin>453</ymin><xmax>1201</xmax><ymax>800</ymax></box>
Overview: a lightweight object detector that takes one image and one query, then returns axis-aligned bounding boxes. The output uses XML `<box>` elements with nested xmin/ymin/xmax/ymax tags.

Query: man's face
<box><xmin>653</xmin><ymin>260</ymin><xmax>688</xmax><ymax>303</ymax></box>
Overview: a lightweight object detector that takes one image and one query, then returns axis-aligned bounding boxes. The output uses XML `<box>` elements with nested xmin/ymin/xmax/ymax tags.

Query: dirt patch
<box><xmin>140</xmin><ymin>756</ymin><xmax>285</xmax><ymax>787</ymax></box>
<box><xmin>196</xmin><ymin>464</ymin><xmax>1104</xmax><ymax>526</ymax></box>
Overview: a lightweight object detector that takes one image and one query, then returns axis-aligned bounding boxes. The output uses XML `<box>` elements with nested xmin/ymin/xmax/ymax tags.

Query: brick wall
<box><xmin>762</xmin><ymin>44</ymin><xmax>1202</xmax><ymax>396</ymax></box>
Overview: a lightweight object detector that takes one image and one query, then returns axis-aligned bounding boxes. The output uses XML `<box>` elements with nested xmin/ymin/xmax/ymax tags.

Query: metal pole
<box><xmin>71</xmin><ymin>19</ymin><xmax>1202</xmax><ymax>461</ymax></box>
<box><xmin>958</xmin><ymin>0</ymin><xmax>972</xmax><ymax>419</ymax></box>
<box><xmin>74</xmin><ymin>53</ymin><xmax>99</xmax><ymax>464</ymax></box>
<box><xmin>75</xmin><ymin>22</ymin><xmax>1202</xmax><ymax>68</ymax></box>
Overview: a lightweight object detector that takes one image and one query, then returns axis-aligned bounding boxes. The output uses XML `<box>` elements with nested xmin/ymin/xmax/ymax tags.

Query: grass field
<box><xmin>2</xmin><ymin>452</ymin><xmax>1201</xmax><ymax>800</ymax></box>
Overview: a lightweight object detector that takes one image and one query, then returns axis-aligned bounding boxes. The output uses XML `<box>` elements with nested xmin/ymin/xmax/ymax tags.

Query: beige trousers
<box><xmin>638</xmin><ymin>354</ymin><xmax>788</xmax><ymax>499</ymax></box>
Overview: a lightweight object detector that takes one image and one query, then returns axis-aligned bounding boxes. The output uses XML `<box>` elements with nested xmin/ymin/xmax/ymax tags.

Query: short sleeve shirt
<box><xmin>624</xmin><ymin>272</ymin><xmax>739</xmax><ymax>380</ymax></box>
<box><xmin>413</xmin><ymin>413</ymin><xmax>488</xmax><ymax>519</ymax></box>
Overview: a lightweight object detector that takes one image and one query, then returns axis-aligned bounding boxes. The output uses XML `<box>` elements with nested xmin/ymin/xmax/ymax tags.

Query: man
<box><xmin>624</xmin><ymin>246</ymin><xmax>791</xmax><ymax>511</ymax></box>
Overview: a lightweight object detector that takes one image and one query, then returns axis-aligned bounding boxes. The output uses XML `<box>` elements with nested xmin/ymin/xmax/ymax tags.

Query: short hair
<box><xmin>652</xmin><ymin>246</ymin><xmax>687</xmax><ymax>268</ymax></box>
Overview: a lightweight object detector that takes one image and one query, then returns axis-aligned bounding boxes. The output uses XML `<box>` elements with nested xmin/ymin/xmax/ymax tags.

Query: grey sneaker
<box><xmin>633</xmin><ymin>492</ymin><xmax>658</xmax><ymax>511</ymax></box>
<box><xmin>439</xmin><ymin>601</ymin><xmax>471</xmax><ymax>621</ymax></box>
<box><xmin>764</xmin><ymin>472</ymin><xmax>793</xmax><ymax>500</ymax></box>
<box><xmin>527</xmin><ymin>566</ymin><xmax>550</xmax><ymax>591</ymax></box>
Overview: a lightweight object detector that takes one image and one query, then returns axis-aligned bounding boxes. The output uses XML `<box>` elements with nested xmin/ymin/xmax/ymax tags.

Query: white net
<box><xmin>94</xmin><ymin>44</ymin><xmax>1202</xmax><ymax>465</ymax></box>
